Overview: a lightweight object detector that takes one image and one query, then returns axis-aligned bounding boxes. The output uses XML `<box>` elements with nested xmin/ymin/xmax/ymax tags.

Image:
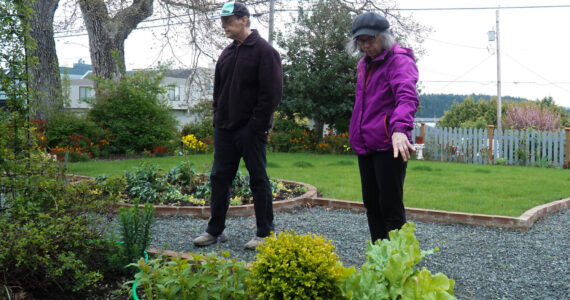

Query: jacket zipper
<box><xmin>359</xmin><ymin>61</ymin><xmax>375</xmax><ymax>151</ymax></box>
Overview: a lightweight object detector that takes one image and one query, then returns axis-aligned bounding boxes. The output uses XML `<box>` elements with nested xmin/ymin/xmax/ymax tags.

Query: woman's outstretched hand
<box><xmin>392</xmin><ymin>132</ymin><xmax>416</xmax><ymax>162</ymax></box>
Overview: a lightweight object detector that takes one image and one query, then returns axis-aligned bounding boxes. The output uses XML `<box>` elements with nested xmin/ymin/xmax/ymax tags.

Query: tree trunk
<box><xmin>314</xmin><ymin>119</ymin><xmax>325</xmax><ymax>140</ymax></box>
<box><xmin>78</xmin><ymin>0</ymin><xmax>154</xmax><ymax>80</ymax></box>
<box><xmin>28</xmin><ymin>0</ymin><xmax>62</xmax><ymax>120</ymax></box>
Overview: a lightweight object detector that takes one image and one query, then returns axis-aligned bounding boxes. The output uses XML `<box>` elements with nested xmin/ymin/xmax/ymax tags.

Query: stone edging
<box><xmin>115</xmin><ymin>179</ymin><xmax>318</xmax><ymax>218</ymax></box>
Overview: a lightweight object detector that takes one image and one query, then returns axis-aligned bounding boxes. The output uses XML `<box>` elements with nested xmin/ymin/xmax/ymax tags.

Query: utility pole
<box><xmin>496</xmin><ymin>9</ymin><xmax>502</xmax><ymax>133</ymax></box>
<box><xmin>268</xmin><ymin>0</ymin><xmax>275</xmax><ymax>45</ymax></box>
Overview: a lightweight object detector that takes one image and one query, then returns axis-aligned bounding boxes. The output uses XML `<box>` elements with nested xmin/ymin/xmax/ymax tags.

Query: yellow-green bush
<box><xmin>246</xmin><ymin>231</ymin><xmax>350</xmax><ymax>300</ymax></box>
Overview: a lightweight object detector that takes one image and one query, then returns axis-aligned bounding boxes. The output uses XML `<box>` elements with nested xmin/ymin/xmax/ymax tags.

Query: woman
<box><xmin>348</xmin><ymin>12</ymin><xmax>419</xmax><ymax>243</ymax></box>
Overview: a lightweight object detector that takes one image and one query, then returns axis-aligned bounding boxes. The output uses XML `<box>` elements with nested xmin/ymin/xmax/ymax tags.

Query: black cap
<box><xmin>352</xmin><ymin>12</ymin><xmax>390</xmax><ymax>39</ymax></box>
<box><xmin>220</xmin><ymin>2</ymin><xmax>250</xmax><ymax>18</ymax></box>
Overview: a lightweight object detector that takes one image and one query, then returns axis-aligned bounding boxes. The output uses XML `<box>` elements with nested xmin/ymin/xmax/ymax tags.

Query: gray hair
<box><xmin>346</xmin><ymin>30</ymin><xmax>396</xmax><ymax>57</ymax></box>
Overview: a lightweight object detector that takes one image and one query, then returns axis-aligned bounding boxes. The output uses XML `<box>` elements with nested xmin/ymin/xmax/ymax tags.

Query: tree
<box><xmin>277</xmin><ymin>0</ymin><xmax>358</xmax><ymax>137</ymax></box>
<box><xmin>27</xmin><ymin>0</ymin><xmax>62</xmax><ymax>120</ymax></box>
<box><xmin>438</xmin><ymin>96</ymin><xmax>497</xmax><ymax>129</ymax></box>
<box><xmin>78</xmin><ymin>0</ymin><xmax>154</xmax><ymax>79</ymax></box>
<box><xmin>1</xmin><ymin>0</ymin><xmax>34</xmax><ymax>156</ymax></box>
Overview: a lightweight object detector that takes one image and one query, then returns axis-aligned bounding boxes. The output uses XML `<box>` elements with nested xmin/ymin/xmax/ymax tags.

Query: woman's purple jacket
<box><xmin>349</xmin><ymin>43</ymin><xmax>419</xmax><ymax>155</ymax></box>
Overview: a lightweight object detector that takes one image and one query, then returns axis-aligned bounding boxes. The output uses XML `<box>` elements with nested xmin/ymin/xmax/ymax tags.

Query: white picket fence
<box><xmin>411</xmin><ymin>126</ymin><xmax>568</xmax><ymax>168</ymax></box>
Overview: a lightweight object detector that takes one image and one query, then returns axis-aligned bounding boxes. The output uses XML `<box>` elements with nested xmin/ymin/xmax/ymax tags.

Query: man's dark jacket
<box><xmin>213</xmin><ymin>29</ymin><xmax>283</xmax><ymax>133</ymax></box>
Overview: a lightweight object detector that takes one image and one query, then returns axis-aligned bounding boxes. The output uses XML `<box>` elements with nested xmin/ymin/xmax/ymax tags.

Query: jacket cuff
<box><xmin>392</xmin><ymin>125</ymin><xmax>409</xmax><ymax>134</ymax></box>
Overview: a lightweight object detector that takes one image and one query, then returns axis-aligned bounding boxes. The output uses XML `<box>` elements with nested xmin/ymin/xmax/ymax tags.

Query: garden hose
<box><xmin>132</xmin><ymin>250</ymin><xmax>149</xmax><ymax>300</ymax></box>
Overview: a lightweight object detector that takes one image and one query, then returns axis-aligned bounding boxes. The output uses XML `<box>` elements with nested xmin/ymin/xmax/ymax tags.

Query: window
<box><xmin>165</xmin><ymin>85</ymin><xmax>180</xmax><ymax>101</ymax></box>
<box><xmin>79</xmin><ymin>86</ymin><xmax>93</xmax><ymax>101</ymax></box>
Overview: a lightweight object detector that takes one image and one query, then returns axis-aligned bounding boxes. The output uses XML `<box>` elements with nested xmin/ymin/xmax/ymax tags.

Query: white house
<box><xmin>61</xmin><ymin>60</ymin><xmax>214</xmax><ymax>126</ymax></box>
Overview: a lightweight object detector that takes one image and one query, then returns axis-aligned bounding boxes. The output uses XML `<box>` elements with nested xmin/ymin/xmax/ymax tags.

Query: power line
<box><xmin>394</xmin><ymin>5</ymin><xmax>570</xmax><ymax>11</ymax></box>
<box><xmin>273</xmin><ymin>4</ymin><xmax>570</xmax><ymax>12</ymax></box>
<box><xmin>501</xmin><ymin>50</ymin><xmax>570</xmax><ymax>95</ymax></box>
<box><xmin>433</xmin><ymin>54</ymin><xmax>493</xmax><ymax>92</ymax></box>
<box><xmin>54</xmin><ymin>4</ymin><xmax>570</xmax><ymax>38</ymax></box>
<box><xmin>425</xmin><ymin>37</ymin><xmax>487</xmax><ymax>50</ymax></box>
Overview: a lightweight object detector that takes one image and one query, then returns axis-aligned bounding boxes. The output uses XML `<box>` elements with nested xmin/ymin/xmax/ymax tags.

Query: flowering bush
<box><xmin>503</xmin><ymin>103</ymin><xmax>562</xmax><ymax>131</ymax></box>
<box><xmin>269</xmin><ymin>128</ymin><xmax>351</xmax><ymax>154</ymax></box>
<box><xmin>37</xmin><ymin>113</ymin><xmax>113</xmax><ymax>161</ymax></box>
<box><xmin>182</xmin><ymin>134</ymin><xmax>210</xmax><ymax>154</ymax></box>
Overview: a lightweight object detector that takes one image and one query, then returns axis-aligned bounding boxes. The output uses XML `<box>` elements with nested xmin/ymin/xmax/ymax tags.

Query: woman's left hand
<box><xmin>392</xmin><ymin>132</ymin><xmax>416</xmax><ymax>162</ymax></box>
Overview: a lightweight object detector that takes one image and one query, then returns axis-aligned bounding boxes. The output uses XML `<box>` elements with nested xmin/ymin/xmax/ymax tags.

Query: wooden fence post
<box><xmin>564</xmin><ymin>127</ymin><xmax>570</xmax><ymax>168</ymax></box>
<box><xmin>488</xmin><ymin>125</ymin><xmax>494</xmax><ymax>163</ymax></box>
<box><xmin>420</xmin><ymin>123</ymin><xmax>426</xmax><ymax>158</ymax></box>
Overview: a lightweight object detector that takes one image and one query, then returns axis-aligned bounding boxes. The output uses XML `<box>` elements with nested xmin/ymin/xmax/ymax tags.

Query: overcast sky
<box><xmin>55</xmin><ymin>0</ymin><xmax>570</xmax><ymax>108</ymax></box>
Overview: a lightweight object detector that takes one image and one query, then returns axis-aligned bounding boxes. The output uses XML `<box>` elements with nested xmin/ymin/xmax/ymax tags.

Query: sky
<box><xmin>54</xmin><ymin>0</ymin><xmax>570</xmax><ymax>108</ymax></box>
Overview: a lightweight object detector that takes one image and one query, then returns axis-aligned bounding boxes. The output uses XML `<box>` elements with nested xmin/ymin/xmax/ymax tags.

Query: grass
<box><xmin>67</xmin><ymin>153</ymin><xmax>570</xmax><ymax>217</ymax></box>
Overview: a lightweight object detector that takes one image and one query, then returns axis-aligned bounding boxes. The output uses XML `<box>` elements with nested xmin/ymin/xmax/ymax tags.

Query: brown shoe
<box><xmin>244</xmin><ymin>236</ymin><xmax>266</xmax><ymax>250</ymax></box>
<box><xmin>193</xmin><ymin>232</ymin><xmax>227</xmax><ymax>247</ymax></box>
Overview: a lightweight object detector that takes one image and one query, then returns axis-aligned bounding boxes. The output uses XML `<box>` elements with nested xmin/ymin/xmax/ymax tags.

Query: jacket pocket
<box><xmin>361</xmin><ymin>113</ymin><xmax>392</xmax><ymax>151</ymax></box>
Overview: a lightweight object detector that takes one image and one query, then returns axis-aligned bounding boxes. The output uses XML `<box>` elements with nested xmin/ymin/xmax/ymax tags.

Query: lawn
<box><xmin>67</xmin><ymin>153</ymin><xmax>570</xmax><ymax>217</ymax></box>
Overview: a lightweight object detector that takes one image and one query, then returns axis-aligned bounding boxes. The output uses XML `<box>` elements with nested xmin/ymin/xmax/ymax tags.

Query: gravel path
<box><xmin>145</xmin><ymin>207</ymin><xmax>569</xmax><ymax>300</ymax></box>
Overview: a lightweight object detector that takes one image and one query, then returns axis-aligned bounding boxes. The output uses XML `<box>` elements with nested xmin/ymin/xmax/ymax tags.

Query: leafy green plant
<box><xmin>247</xmin><ymin>231</ymin><xmax>350</xmax><ymax>300</ymax></box>
<box><xmin>340</xmin><ymin>222</ymin><xmax>455</xmax><ymax>300</ymax></box>
<box><xmin>231</xmin><ymin>170</ymin><xmax>251</xmax><ymax>198</ymax></box>
<box><xmin>127</xmin><ymin>251</ymin><xmax>248</xmax><ymax>300</ymax></box>
<box><xmin>534</xmin><ymin>156</ymin><xmax>556</xmax><ymax>168</ymax></box>
<box><xmin>123</xmin><ymin>162</ymin><xmax>165</xmax><ymax>203</ymax></box>
<box><xmin>164</xmin><ymin>162</ymin><xmax>199</xmax><ymax>186</ymax></box>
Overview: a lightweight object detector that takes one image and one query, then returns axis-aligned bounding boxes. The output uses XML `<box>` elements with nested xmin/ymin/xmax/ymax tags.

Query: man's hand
<box><xmin>391</xmin><ymin>132</ymin><xmax>416</xmax><ymax>162</ymax></box>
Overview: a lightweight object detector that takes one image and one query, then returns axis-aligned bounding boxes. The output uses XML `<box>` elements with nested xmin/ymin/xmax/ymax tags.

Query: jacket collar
<box><xmin>231</xmin><ymin>29</ymin><xmax>259</xmax><ymax>47</ymax></box>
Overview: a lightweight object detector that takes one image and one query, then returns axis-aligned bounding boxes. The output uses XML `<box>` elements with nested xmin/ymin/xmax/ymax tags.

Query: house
<box><xmin>61</xmin><ymin>60</ymin><xmax>214</xmax><ymax>126</ymax></box>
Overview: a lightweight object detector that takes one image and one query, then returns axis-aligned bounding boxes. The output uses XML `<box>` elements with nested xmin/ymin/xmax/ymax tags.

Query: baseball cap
<box><xmin>220</xmin><ymin>2</ymin><xmax>250</xmax><ymax>18</ymax></box>
<box><xmin>352</xmin><ymin>12</ymin><xmax>390</xmax><ymax>39</ymax></box>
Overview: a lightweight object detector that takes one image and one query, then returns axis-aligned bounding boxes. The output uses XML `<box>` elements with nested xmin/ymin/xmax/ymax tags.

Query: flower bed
<box><xmin>92</xmin><ymin>162</ymin><xmax>318</xmax><ymax>217</ymax></box>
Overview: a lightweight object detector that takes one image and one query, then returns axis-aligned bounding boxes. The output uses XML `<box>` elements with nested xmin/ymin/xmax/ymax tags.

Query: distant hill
<box><xmin>416</xmin><ymin>93</ymin><xmax>528</xmax><ymax>118</ymax></box>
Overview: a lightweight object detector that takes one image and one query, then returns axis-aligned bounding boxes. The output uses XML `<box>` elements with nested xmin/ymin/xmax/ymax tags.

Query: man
<box><xmin>193</xmin><ymin>1</ymin><xmax>283</xmax><ymax>250</ymax></box>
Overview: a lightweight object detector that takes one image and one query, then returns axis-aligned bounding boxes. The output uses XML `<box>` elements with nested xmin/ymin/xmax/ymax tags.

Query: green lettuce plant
<box><xmin>340</xmin><ymin>222</ymin><xmax>455</xmax><ymax>300</ymax></box>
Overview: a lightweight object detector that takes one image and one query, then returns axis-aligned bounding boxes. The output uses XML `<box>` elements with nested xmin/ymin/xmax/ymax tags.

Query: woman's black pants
<box><xmin>358</xmin><ymin>151</ymin><xmax>407</xmax><ymax>243</ymax></box>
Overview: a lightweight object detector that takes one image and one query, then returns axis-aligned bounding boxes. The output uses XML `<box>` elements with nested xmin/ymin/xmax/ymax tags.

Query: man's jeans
<box><xmin>206</xmin><ymin>124</ymin><xmax>274</xmax><ymax>238</ymax></box>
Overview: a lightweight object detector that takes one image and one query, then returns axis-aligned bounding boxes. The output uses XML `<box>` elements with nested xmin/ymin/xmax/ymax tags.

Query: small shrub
<box><xmin>246</xmin><ymin>231</ymin><xmax>350</xmax><ymax>300</ymax></box>
<box><xmin>127</xmin><ymin>251</ymin><xmax>248</xmax><ymax>300</ymax></box>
